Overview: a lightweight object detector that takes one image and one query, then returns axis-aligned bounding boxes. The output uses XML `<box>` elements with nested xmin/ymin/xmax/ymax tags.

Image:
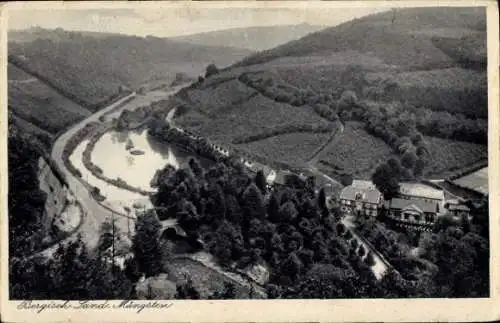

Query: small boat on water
<box><xmin>130</xmin><ymin>149</ymin><xmax>145</xmax><ymax>156</ymax></box>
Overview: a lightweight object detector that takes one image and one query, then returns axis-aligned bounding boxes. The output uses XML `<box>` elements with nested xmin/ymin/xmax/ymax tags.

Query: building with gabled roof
<box><xmin>339</xmin><ymin>181</ymin><xmax>382</xmax><ymax>217</ymax></box>
<box><xmin>387</xmin><ymin>198</ymin><xmax>441</xmax><ymax>231</ymax></box>
<box><xmin>399</xmin><ymin>182</ymin><xmax>445</xmax><ymax>202</ymax></box>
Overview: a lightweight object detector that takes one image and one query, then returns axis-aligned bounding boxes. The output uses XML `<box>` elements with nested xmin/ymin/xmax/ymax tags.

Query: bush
<box><xmin>205</xmin><ymin>64</ymin><xmax>219</xmax><ymax>78</ymax></box>
<box><xmin>364</xmin><ymin>252</ymin><xmax>375</xmax><ymax>266</ymax></box>
<box><xmin>358</xmin><ymin>244</ymin><xmax>366</xmax><ymax>257</ymax></box>
<box><xmin>336</xmin><ymin>223</ymin><xmax>346</xmax><ymax>236</ymax></box>
<box><xmin>350</xmin><ymin>238</ymin><xmax>358</xmax><ymax>250</ymax></box>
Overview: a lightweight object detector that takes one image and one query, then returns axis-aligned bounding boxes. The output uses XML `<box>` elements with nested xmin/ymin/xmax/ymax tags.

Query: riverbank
<box><xmin>62</xmin><ymin>122</ymin><xmax>102</xmax><ymax>180</ymax></box>
<box><xmin>81</xmin><ymin>124</ymin><xmax>154</xmax><ymax>197</ymax></box>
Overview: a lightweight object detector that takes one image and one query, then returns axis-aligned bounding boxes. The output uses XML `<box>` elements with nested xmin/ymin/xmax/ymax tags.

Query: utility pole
<box><xmin>112</xmin><ymin>211</ymin><xmax>116</xmax><ymax>267</ymax></box>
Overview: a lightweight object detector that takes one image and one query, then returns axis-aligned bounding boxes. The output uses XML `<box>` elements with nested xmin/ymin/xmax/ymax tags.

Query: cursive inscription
<box><xmin>17</xmin><ymin>300</ymin><xmax>174</xmax><ymax>313</ymax></box>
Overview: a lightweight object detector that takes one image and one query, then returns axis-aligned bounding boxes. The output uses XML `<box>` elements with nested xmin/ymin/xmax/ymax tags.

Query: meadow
<box><xmin>423</xmin><ymin>136</ymin><xmax>488</xmax><ymax>178</ymax></box>
<box><xmin>176</xmin><ymin>89</ymin><xmax>331</xmax><ymax>143</ymax></box>
<box><xmin>8</xmin><ymin>65</ymin><xmax>91</xmax><ymax>134</ymax></box>
<box><xmin>317</xmin><ymin>122</ymin><xmax>395</xmax><ymax>180</ymax></box>
<box><xmin>235</xmin><ymin>132</ymin><xmax>332</xmax><ymax>168</ymax></box>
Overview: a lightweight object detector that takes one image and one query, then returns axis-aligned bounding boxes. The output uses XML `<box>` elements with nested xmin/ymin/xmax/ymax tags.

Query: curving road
<box><xmin>37</xmin><ymin>87</ymin><xmax>184</xmax><ymax>258</ymax></box>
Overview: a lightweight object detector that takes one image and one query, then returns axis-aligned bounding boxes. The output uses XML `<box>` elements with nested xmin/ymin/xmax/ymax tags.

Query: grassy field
<box><xmin>424</xmin><ymin>136</ymin><xmax>488</xmax><ymax>178</ymax></box>
<box><xmin>164</xmin><ymin>258</ymin><xmax>253</xmax><ymax>299</ymax></box>
<box><xmin>317</xmin><ymin>122</ymin><xmax>394</xmax><ymax>180</ymax></box>
<box><xmin>365</xmin><ymin>67</ymin><xmax>487</xmax><ymax>118</ymax></box>
<box><xmin>235</xmin><ymin>132</ymin><xmax>332</xmax><ymax>168</ymax></box>
<box><xmin>176</xmin><ymin>88</ymin><xmax>331</xmax><ymax>143</ymax></box>
<box><xmin>183</xmin><ymin>78</ymin><xmax>258</xmax><ymax>116</ymax></box>
<box><xmin>8</xmin><ymin>64</ymin><xmax>92</xmax><ymax>134</ymax></box>
<box><xmin>452</xmin><ymin>167</ymin><xmax>488</xmax><ymax>196</ymax></box>
<box><xmin>8</xmin><ymin>63</ymin><xmax>34</xmax><ymax>81</ymax></box>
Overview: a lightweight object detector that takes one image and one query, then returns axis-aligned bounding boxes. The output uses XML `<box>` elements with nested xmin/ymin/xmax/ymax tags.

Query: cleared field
<box><xmin>176</xmin><ymin>91</ymin><xmax>331</xmax><ymax>143</ymax></box>
<box><xmin>8</xmin><ymin>63</ymin><xmax>34</xmax><ymax>81</ymax></box>
<box><xmin>275</xmin><ymin>54</ymin><xmax>391</xmax><ymax>94</ymax></box>
<box><xmin>453</xmin><ymin>167</ymin><xmax>488</xmax><ymax>195</ymax></box>
<box><xmin>8</xmin><ymin>74</ymin><xmax>91</xmax><ymax>134</ymax></box>
<box><xmin>365</xmin><ymin>68</ymin><xmax>487</xmax><ymax>118</ymax></box>
<box><xmin>235</xmin><ymin>132</ymin><xmax>331</xmax><ymax>168</ymax></box>
<box><xmin>317</xmin><ymin>122</ymin><xmax>394</xmax><ymax>179</ymax></box>
<box><xmin>165</xmin><ymin>258</ymin><xmax>252</xmax><ymax>299</ymax></box>
<box><xmin>185</xmin><ymin>79</ymin><xmax>258</xmax><ymax>115</ymax></box>
<box><xmin>424</xmin><ymin>136</ymin><xmax>487</xmax><ymax>177</ymax></box>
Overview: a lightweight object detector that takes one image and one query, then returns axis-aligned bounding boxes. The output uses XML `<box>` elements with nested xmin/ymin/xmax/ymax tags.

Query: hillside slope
<box><xmin>8</xmin><ymin>28</ymin><xmax>252</xmax><ymax>109</ymax></box>
<box><xmin>167</xmin><ymin>7</ymin><xmax>487</xmax><ymax>180</ymax></box>
<box><xmin>8</xmin><ymin>63</ymin><xmax>91</xmax><ymax>140</ymax></box>
<box><xmin>170</xmin><ymin>24</ymin><xmax>326</xmax><ymax>51</ymax></box>
<box><xmin>236</xmin><ymin>7</ymin><xmax>486</xmax><ymax>70</ymax></box>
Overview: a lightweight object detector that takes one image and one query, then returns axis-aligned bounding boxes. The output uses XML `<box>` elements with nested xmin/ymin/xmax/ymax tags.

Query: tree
<box><xmin>414</xmin><ymin>158</ymin><xmax>426</xmax><ymax>177</ymax></box>
<box><xmin>267</xmin><ymin>193</ymin><xmax>281</xmax><ymax>223</ymax></box>
<box><xmin>210</xmin><ymin>282</ymin><xmax>236</xmax><ymax>299</ymax></box>
<box><xmin>188</xmin><ymin>157</ymin><xmax>204</xmax><ymax>178</ymax></box>
<box><xmin>205</xmin><ymin>63</ymin><xmax>219</xmax><ymax>78</ymax></box>
<box><xmin>255</xmin><ymin>170</ymin><xmax>267</xmax><ymax>194</ymax></box>
<box><xmin>132</xmin><ymin>210</ymin><xmax>163</xmax><ymax>277</ymax></box>
<box><xmin>226</xmin><ymin>194</ymin><xmax>244</xmax><ymax>225</ymax></box>
<box><xmin>317</xmin><ymin>188</ymin><xmax>327</xmax><ymax>211</ymax></box>
<box><xmin>358</xmin><ymin>244</ymin><xmax>366</xmax><ymax>257</ymax></box>
<box><xmin>401</xmin><ymin>151</ymin><xmax>417</xmax><ymax>170</ymax></box>
<box><xmin>210</xmin><ymin>220</ymin><xmax>243</xmax><ymax>263</ymax></box>
<box><xmin>176</xmin><ymin>277</ymin><xmax>200</xmax><ymax>299</ymax></box>
<box><xmin>97</xmin><ymin>217</ymin><xmax>121</xmax><ymax>264</ymax></box>
<box><xmin>279</xmin><ymin>201</ymin><xmax>298</xmax><ymax>223</ymax></box>
<box><xmin>372</xmin><ymin>161</ymin><xmax>401</xmax><ymax>199</ymax></box>
<box><xmin>242</xmin><ymin>183</ymin><xmax>266</xmax><ymax>220</ymax></box>
<box><xmin>281</xmin><ymin>252</ymin><xmax>303</xmax><ymax>281</ymax></box>
<box><xmin>340</xmin><ymin>174</ymin><xmax>353</xmax><ymax>186</ymax></box>
<box><xmin>364</xmin><ymin>252</ymin><xmax>375</xmax><ymax>266</ymax></box>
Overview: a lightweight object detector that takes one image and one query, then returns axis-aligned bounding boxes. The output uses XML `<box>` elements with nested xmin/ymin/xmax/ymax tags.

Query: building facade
<box><xmin>446</xmin><ymin>201</ymin><xmax>471</xmax><ymax>221</ymax></box>
<box><xmin>387</xmin><ymin>198</ymin><xmax>440</xmax><ymax>230</ymax></box>
<box><xmin>339</xmin><ymin>180</ymin><xmax>382</xmax><ymax>216</ymax></box>
<box><xmin>386</xmin><ymin>182</ymin><xmax>446</xmax><ymax>230</ymax></box>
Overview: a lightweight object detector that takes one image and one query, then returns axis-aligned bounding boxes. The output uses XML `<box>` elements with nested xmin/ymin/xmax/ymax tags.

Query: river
<box><xmin>69</xmin><ymin>127</ymin><xmax>212</xmax><ymax>215</ymax></box>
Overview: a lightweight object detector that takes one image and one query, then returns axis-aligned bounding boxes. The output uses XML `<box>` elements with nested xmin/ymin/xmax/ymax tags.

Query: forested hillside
<box><xmin>169</xmin><ymin>7</ymin><xmax>487</xmax><ymax>181</ymax></box>
<box><xmin>8</xmin><ymin>28</ymin><xmax>252</xmax><ymax>109</ymax></box>
<box><xmin>171</xmin><ymin>24</ymin><xmax>326</xmax><ymax>51</ymax></box>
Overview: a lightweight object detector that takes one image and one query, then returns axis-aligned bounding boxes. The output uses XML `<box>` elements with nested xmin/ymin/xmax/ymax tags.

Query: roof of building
<box><xmin>352</xmin><ymin>180</ymin><xmax>377</xmax><ymax>190</ymax></box>
<box><xmin>390</xmin><ymin>198</ymin><xmax>439</xmax><ymax>213</ymax></box>
<box><xmin>399</xmin><ymin>182</ymin><xmax>444</xmax><ymax>200</ymax></box>
<box><xmin>340</xmin><ymin>185</ymin><xmax>381</xmax><ymax>204</ymax></box>
<box><xmin>448</xmin><ymin>204</ymin><xmax>471</xmax><ymax>211</ymax></box>
<box><xmin>274</xmin><ymin>170</ymin><xmax>293</xmax><ymax>185</ymax></box>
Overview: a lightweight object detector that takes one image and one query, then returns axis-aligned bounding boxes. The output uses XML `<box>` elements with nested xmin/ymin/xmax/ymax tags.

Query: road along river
<box><xmin>47</xmin><ymin>86</ymin><xmax>185</xmax><ymax>254</ymax></box>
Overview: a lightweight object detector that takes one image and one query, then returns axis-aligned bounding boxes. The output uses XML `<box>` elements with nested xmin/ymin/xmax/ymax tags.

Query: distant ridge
<box><xmin>235</xmin><ymin>7</ymin><xmax>486</xmax><ymax>69</ymax></box>
<box><xmin>8</xmin><ymin>27</ymin><xmax>253</xmax><ymax>108</ymax></box>
<box><xmin>170</xmin><ymin>23</ymin><xmax>327</xmax><ymax>51</ymax></box>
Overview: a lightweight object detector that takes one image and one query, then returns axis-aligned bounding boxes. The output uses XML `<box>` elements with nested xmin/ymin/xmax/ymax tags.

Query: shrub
<box><xmin>364</xmin><ymin>252</ymin><xmax>375</xmax><ymax>266</ymax></box>
<box><xmin>358</xmin><ymin>244</ymin><xmax>366</xmax><ymax>257</ymax></box>
<box><xmin>350</xmin><ymin>238</ymin><xmax>358</xmax><ymax>250</ymax></box>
